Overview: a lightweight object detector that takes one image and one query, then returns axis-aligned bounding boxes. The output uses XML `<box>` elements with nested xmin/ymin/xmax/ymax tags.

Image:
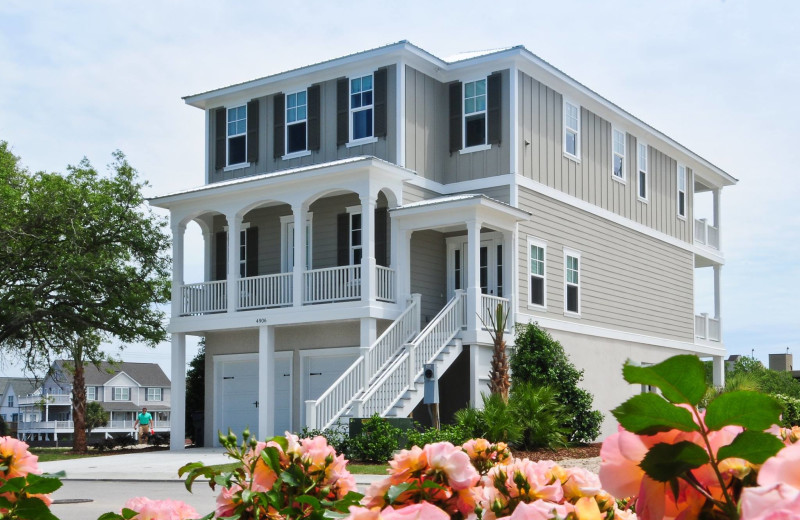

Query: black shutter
<box><xmin>374</xmin><ymin>68</ymin><xmax>388</xmax><ymax>138</ymax></box>
<box><xmin>215</xmin><ymin>108</ymin><xmax>226</xmax><ymax>170</ymax></box>
<box><xmin>215</xmin><ymin>231</ymin><xmax>227</xmax><ymax>280</ymax></box>
<box><xmin>273</xmin><ymin>94</ymin><xmax>285</xmax><ymax>159</ymax></box>
<box><xmin>308</xmin><ymin>84</ymin><xmax>321</xmax><ymax>151</ymax></box>
<box><xmin>337</xmin><ymin>213</ymin><xmax>349</xmax><ymax>266</ymax></box>
<box><xmin>246</xmin><ymin>227</ymin><xmax>258</xmax><ymax>277</ymax></box>
<box><xmin>487</xmin><ymin>72</ymin><xmax>502</xmax><ymax>145</ymax></box>
<box><xmin>336</xmin><ymin>78</ymin><xmax>349</xmax><ymax>146</ymax></box>
<box><xmin>247</xmin><ymin>99</ymin><xmax>259</xmax><ymax>163</ymax></box>
<box><xmin>449</xmin><ymin>82</ymin><xmax>462</xmax><ymax>154</ymax></box>
<box><xmin>375</xmin><ymin>207</ymin><xmax>388</xmax><ymax>267</ymax></box>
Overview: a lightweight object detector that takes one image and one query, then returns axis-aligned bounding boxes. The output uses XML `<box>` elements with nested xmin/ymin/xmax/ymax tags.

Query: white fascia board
<box><xmin>392</xmin><ymin>196</ymin><xmax>529</xmax><ymax>233</ymax></box>
<box><xmin>104</xmin><ymin>371</ymin><xmax>142</xmax><ymax>388</ymax></box>
<box><xmin>515</xmin><ymin>311</ymin><xmax>727</xmax><ymax>357</ymax></box>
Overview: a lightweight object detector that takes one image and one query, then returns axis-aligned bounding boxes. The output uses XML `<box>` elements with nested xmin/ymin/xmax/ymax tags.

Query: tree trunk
<box><xmin>71</xmin><ymin>348</ymin><xmax>87</xmax><ymax>453</ymax></box>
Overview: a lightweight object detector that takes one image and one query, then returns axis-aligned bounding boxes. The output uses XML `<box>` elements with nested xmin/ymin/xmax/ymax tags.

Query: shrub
<box><xmin>406</xmin><ymin>422</ymin><xmax>470</xmax><ymax>448</ymax></box>
<box><xmin>298</xmin><ymin>423</ymin><xmax>349</xmax><ymax>454</ymax></box>
<box><xmin>508</xmin><ymin>382</ymin><xmax>569</xmax><ymax>450</ymax></box>
<box><xmin>510</xmin><ymin>322</ymin><xmax>603</xmax><ymax>443</ymax></box>
<box><xmin>775</xmin><ymin>393</ymin><xmax>800</xmax><ymax>426</ymax></box>
<box><xmin>346</xmin><ymin>414</ymin><xmax>401</xmax><ymax>463</ymax></box>
<box><xmin>454</xmin><ymin>393</ymin><xmax>522</xmax><ymax>446</ymax></box>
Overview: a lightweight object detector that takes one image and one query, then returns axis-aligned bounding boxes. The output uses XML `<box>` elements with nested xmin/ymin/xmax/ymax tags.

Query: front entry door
<box><xmin>448</xmin><ymin>234</ymin><xmax>504</xmax><ymax>298</ymax></box>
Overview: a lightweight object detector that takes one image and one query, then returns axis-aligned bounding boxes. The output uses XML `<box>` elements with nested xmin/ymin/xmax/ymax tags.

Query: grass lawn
<box><xmin>30</xmin><ymin>448</ymin><xmax>99</xmax><ymax>462</ymax></box>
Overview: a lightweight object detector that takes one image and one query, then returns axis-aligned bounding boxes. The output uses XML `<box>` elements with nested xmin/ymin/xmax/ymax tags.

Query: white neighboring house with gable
<box><xmin>16</xmin><ymin>361</ymin><xmax>171</xmax><ymax>443</ymax></box>
<box><xmin>0</xmin><ymin>378</ymin><xmax>37</xmax><ymax>435</ymax></box>
<box><xmin>150</xmin><ymin>41</ymin><xmax>736</xmax><ymax>450</ymax></box>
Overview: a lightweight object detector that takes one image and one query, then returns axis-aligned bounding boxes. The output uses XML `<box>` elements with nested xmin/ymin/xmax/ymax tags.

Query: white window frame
<box><xmin>462</xmin><ymin>77</ymin><xmax>490</xmax><ymax>153</ymax></box>
<box><xmin>86</xmin><ymin>387</ymin><xmax>96</xmax><ymax>401</ymax></box>
<box><xmin>611</xmin><ymin>127</ymin><xmax>626</xmax><ymax>182</ymax></box>
<box><xmin>677</xmin><ymin>163</ymin><xmax>687</xmax><ymax>219</ymax></box>
<box><xmin>345</xmin><ymin>205</ymin><xmax>362</xmax><ymax>265</ymax></box>
<box><xmin>7</xmin><ymin>395</ymin><xmax>13</xmax><ymax>407</ymax></box>
<box><xmin>226</xmin><ymin>104</ymin><xmax>247</xmax><ymax>167</ymax></box>
<box><xmin>527</xmin><ymin>238</ymin><xmax>547</xmax><ymax>310</ymax></box>
<box><xmin>280</xmin><ymin>214</ymin><xmax>313</xmax><ymax>272</ymax></box>
<box><xmin>146</xmin><ymin>388</ymin><xmax>162</xmax><ymax>402</ymax></box>
<box><xmin>348</xmin><ymin>73</ymin><xmax>375</xmax><ymax>145</ymax></box>
<box><xmin>637</xmin><ymin>141</ymin><xmax>649</xmax><ymax>202</ymax></box>
<box><xmin>563</xmin><ymin>248</ymin><xmax>581</xmax><ymax>317</ymax></box>
<box><xmin>563</xmin><ymin>99</ymin><xmax>581</xmax><ymax>161</ymax></box>
<box><xmin>113</xmin><ymin>387</ymin><xmax>130</xmax><ymax>401</ymax></box>
<box><xmin>284</xmin><ymin>89</ymin><xmax>310</xmax><ymax>159</ymax></box>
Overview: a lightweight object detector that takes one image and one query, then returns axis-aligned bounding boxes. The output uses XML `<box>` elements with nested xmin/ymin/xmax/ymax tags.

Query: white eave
<box><xmin>391</xmin><ymin>194</ymin><xmax>531</xmax><ymax>230</ymax></box>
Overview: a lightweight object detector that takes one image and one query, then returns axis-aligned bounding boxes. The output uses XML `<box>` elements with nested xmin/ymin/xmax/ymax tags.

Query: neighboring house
<box><xmin>0</xmin><ymin>378</ymin><xmax>37</xmax><ymax>435</ymax></box>
<box><xmin>150</xmin><ymin>41</ymin><xmax>735</xmax><ymax>449</ymax></box>
<box><xmin>16</xmin><ymin>361</ymin><xmax>171</xmax><ymax>442</ymax></box>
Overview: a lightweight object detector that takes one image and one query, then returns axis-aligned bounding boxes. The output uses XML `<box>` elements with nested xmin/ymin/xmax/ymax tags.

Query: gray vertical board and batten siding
<box><xmin>517</xmin><ymin>72</ymin><xmax>692</xmax><ymax>243</ymax></box>
<box><xmin>517</xmin><ymin>187</ymin><xmax>695</xmax><ymax>342</ymax></box>
<box><xmin>409</xmin><ymin>230</ymin><xmax>447</xmax><ymax>323</ymax></box>
<box><xmin>207</xmin><ymin>66</ymin><xmax>397</xmax><ymax>183</ymax></box>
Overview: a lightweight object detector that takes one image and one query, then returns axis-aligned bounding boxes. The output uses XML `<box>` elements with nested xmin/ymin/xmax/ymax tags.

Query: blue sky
<box><xmin>1</xmin><ymin>0</ymin><xmax>798</xmax><ymax>377</ymax></box>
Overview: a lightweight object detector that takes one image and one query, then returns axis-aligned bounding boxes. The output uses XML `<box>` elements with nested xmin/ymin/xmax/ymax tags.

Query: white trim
<box><xmin>637</xmin><ymin>141</ymin><xmax>649</xmax><ymax>203</ymax></box>
<box><xmin>527</xmin><ymin>237</ymin><xmax>547</xmax><ymax>310</ymax></box>
<box><xmin>346</xmin><ymin>136</ymin><xmax>378</xmax><ymax>148</ymax></box>
<box><xmin>348</xmin><ymin>73</ymin><xmax>375</xmax><ymax>143</ymax></box>
<box><xmin>204</xmin><ymin>110</ymin><xmax>210</xmax><ymax>184</ymax></box>
<box><xmin>282</xmin><ymin>150</ymin><xmax>311</xmax><ymax>161</ymax></box>
<box><xmin>462</xmin><ymin>77</ymin><xmax>488</xmax><ymax>149</ymax></box>
<box><xmin>397</xmin><ymin>58</ymin><xmax>406</xmax><ymax>168</ymax></box>
<box><xmin>515</xmin><ymin>311</ymin><xmax>726</xmax><ymax>356</ymax></box>
<box><xmin>677</xmin><ymin>163</ymin><xmax>687</xmax><ymax>220</ymax></box>
<box><xmin>459</xmin><ymin>144</ymin><xmax>491</xmax><ymax>154</ymax></box>
<box><xmin>611</xmin><ymin>127</ymin><xmax>626</xmax><ymax>182</ymax></box>
<box><xmin>563</xmin><ymin>98</ymin><xmax>581</xmax><ymax>161</ymax></box>
<box><xmin>563</xmin><ymin>248</ymin><xmax>581</xmax><ymax>317</ymax></box>
<box><xmin>510</xmin><ymin>66</ymin><xmax>519</xmax><ymax>176</ymax></box>
<box><xmin>223</xmin><ymin>162</ymin><xmax>251</xmax><ymax>172</ymax></box>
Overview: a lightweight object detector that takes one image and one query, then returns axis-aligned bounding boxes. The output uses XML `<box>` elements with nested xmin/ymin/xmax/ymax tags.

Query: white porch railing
<box><xmin>182</xmin><ymin>280</ymin><xmax>227</xmax><ymax>315</ymax></box>
<box><xmin>695</xmin><ymin>313</ymin><xmax>721</xmax><ymax>342</ymax></box>
<box><xmin>356</xmin><ymin>291</ymin><xmax>466</xmax><ymax>418</ymax></box>
<box><xmin>305</xmin><ymin>296</ymin><xmax>421</xmax><ymax>430</ymax></box>
<box><xmin>19</xmin><ymin>394</ymin><xmax>72</xmax><ymax>406</ymax></box>
<box><xmin>376</xmin><ymin>266</ymin><xmax>396</xmax><ymax>303</ymax></box>
<box><xmin>17</xmin><ymin>419</ymin><xmax>172</xmax><ymax>431</ymax></box>
<box><xmin>238</xmin><ymin>273</ymin><xmax>293</xmax><ymax>309</ymax></box>
<box><xmin>304</xmin><ymin>265</ymin><xmax>361</xmax><ymax>304</ymax></box>
<box><xmin>694</xmin><ymin>218</ymin><xmax>720</xmax><ymax>249</ymax></box>
<box><xmin>480</xmin><ymin>294</ymin><xmax>511</xmax><ymax>332</ymax></box>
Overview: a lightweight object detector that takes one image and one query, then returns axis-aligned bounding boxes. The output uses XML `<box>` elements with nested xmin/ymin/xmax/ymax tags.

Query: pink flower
<box><xmin>561</xmin><ymin>467</ymin><xmax>603</xmax><ymax>501</ymax></box>
<box><xmin>344</xmin><ymin>502</ymin><xmax>451</xmax><ymax>520</ymax></box>
<box><xmin>0</xmin><ymin>437</ymin><xmax>40</xmax><ymax>479</ymax></box>
<box><xmin>496</xmin><ymin>500</ymin><xmax>572</xmax><ymax>520</ymax></box>
<box><xmin>423</xmin><ymin>442</ymin><xmax>480</xmax><ymax>490</ymax></box>
<box><xmin>215</xmin><ymin>483</ymin><xmax>242</xmax><ymax>518</ymax></box>
<box><xmin>123</xmin><ymin>496</ymin><xmax>198</xmax><ymax>520</ymax></box>
<box><xmin>740</xmin><ymin>442</ymin><xmax>800</xmax><ymax>520</ymax></box>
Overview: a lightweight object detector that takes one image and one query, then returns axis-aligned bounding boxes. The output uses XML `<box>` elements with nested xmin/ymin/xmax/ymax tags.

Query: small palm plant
<box><xmin>479</xmin><ymin>302</ymin><xmax>511</xmax><ymax>402</ymax></box>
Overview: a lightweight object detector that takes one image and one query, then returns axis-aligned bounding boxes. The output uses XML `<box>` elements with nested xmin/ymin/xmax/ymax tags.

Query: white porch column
<box><xmin>712</xmin><ymin>355</ymin><xmax>725</xmax><ymax>387</ymax></box>
<box><xmin>360</xmin><ymin>318</ymin><xmax>377</xmax><ymax>389</ymax></box>
<box><xmin>171</xmin><ymin>222</ymin><xmax>186</xmax><ymax>319</ymax></box>
<box><xmin>258</xmin><ymin>326</ymin><xmax>275</xmax><ymax>439</ymax></box>
<box><xmin>466</xmin><ymin>219</ymin><xmax>482</xmax><ymax>332</ymax></box>
<box><xmin>713</xmin><ymin>188</ymin><xmax>722</xmax><ymax>249</ymax></box>
<box><xmin>292</xmin><ymin>204</ymin><xmax>307</xmax><ymax>307</ymax></box>
<box><xmin>503</xmin><ymin>228</ymin><xmax>516</xmax><ymax>327</ymax></box>
<box><xmin>392</xmin><ymin>225</ymin><xmax>412</xmax><ymax>304</ymax></box>
<box><xmin>361</xmin><ymin>196</ymin><xmax>377</xmax><ymax>304</ymax></box>
<box><xmin>226</xmin><ymin>215</ymin><xmax>241</xmax><ymax>313</ymax></box>
<box><xmin>170</xmin><ymin>333</ymin><xmax>186</xmax><ymax>451</ymax></box>
<box><xmin>203</xmin><ymin>230</ymin><xmax>213</xmax><ymax>282</ymax></box>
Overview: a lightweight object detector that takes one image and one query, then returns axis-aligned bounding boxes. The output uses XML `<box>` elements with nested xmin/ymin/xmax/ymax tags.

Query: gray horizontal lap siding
<box><xmin>208</xmin><ymin>66</ymin><xmax>397</xmax><ymax>183</ymax></box>
<box><xmin>517</xmin><ymin>187</ymin><xmax>694</xmax><ymax>342</ymax></box>
<box><xmin>518</xmin><ymin>72</ymin><xmax>692</xmax><ymax>242</ymax></box>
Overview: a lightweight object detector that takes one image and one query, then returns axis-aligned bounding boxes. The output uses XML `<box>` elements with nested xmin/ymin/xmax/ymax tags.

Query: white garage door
<box><xmin>219</xmin><ymin>358</ymin><xmax>259</xmax><ymax>439</ymax></box>
<box><xmin>274</xmin><ymin>355</ymin><xmax>292</xmax><ymax>435</ymax></box>
<box><xmin>303</xmin><ymin>352</ymin><xmax>357</xmax><ymax>425</ymax></box>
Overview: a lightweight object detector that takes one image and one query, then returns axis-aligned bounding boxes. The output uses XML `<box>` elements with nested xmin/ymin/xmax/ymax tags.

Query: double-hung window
<box><xmin>113</xmin><ymin>387</ymin><xmax>130</xmax><ymax>401</ymax></box>
<box><xmin>349</xmin><ymin>210</ymin><xmax>362</xmax><ymax>265</ymax></box>
<box><xmin>612</xmin><ymin>128</ymin><xmax>626</xmax><ymax>180</ymax></box>
<box><xmin>280</xmin><ymin>215</ymin><xmax>313</xmax><ymax>271</ymax></box>
<box><xmin>286</xmin><ymin>90</ymin><xmax>307</xmax><ymax>154</ymax></box>
<box><xmin>86</xmin><ymin>387</ymin><xmax>96</xmax><ymax>401</ymax></box>
<box><xmin>7</xmin><ymin>395</ymin><xmax>13</xmax><ymax>407</ymax></box>
<box><xmin>463</xmin><ymin>79</ymin><xmax>487</xmax><ymax>148</ymax></box>
<box><xmin>564</xmin><ymin>250</ymin><xmax>581</xmax><ymax>315</ymax></box>
<box><xmin>147</xmin><ymin>388</ymin><xmax>162</xmax><ymax>401</ymax></box>
<box><xmin>638</xmin><ymin>142</ymin><xmax>649</xmax><ymax>201</ymax></box>
<box><xmin>227</xmin><ymin>105</ymin><xmax>247</xmax><ymax>166</ymax></box>
<box><xmin>529</xmin><ymin>240</ymin><xmax>546</xmax><ymax>308</ymax></box>
<box><xmin>677</xmin><ymin>164</ymin><xmax>687</xmax><ymax>218</ymax></box>
<box><xmin>239</xmin><ymin>227</ymin><xmax>248</xmax><ymax>278</ymax></box>
<box><xmin>350</xmin><ymin>75</ymin><xmax>373</xmax><ymax>141</ymax></box>
<box><xmin>564</xmin><ymin>100</ymin><xmax>580</xmax><ymax>159</ymax></box>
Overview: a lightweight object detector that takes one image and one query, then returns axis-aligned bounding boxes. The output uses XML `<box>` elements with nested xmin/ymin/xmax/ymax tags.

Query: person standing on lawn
<box><xmin>134</xmin><ymin>407</ymin><xmax>153</xmax><ymax>445</ymax></box>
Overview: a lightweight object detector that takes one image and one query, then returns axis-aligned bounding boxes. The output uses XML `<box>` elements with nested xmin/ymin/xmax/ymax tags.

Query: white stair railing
<box><xmin>356</xmin><ymin>291</ymin><xmax>466</xmax><ymax>418</ymax></box>
<box><xmin>305</xmin><ymin>295</ymin><xmax>421</xmax><ymax>430</ymax></box>
<box><xmin>479</xmin><ymin>294</ymin><xmax>510</xmax><ymax>332</ymax></box>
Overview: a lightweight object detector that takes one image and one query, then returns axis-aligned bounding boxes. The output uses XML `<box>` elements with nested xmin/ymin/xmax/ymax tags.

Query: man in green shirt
<box><xmin>134</xmin><ymin>407</ymin><xmax>153</xmax><ymax>445</ymax></box>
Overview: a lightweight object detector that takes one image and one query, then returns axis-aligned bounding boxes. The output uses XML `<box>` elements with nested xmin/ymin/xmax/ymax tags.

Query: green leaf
<box><xmin>97</xmin><ymin>513</ymin><xmax>125</xmax><ymax>520</ymax></box>
<box><xmin>24</xmin><ymin>474</ymin><xmax>62</xmax><ymax>494</ymax></box>
<box><xmin>296</xmin><ymin>495</ymin><xmax>322</xmax><ymax>509</ymax></box>
<box><xmin>612</xmin><ymin>393</ymin><xmax>699</xmax><ymax>434</ymax></box>
<box><xmin>0</xmin><ymin>476</ymin><xmax>26</xmax><ymax>493</ymax></box>
<box><xmin>705</xmin><ymin>391</ymin><xmax>783</xmax><ymax>431</ymax></box>
<box><xmin>261</xmin><ymin>445</ymin><xmax>283</xmax><ymax>473</ymax></box>
<box><xmin>386</xmin><ymin>482</ymin><xmax>415</xmax><ymax>504</ymax></box>
<box><xmin>622</xmin><ymin>356</ymin><xmax>707</xmax><ymax>405</ymax></box>
<box><xmin>717</xmin><ymin>430</ymin><xmax>785</xmax><ymax>464</ymax></box>
<box><xmin>640</xmin><ymin>441</ymin><xmax>709</xmax><ymax>482</ymax></box>
<box><xmin>122</xmin><ymin>507</ymin><xmax>139</xmax><ymax>519</ymax></box>
<box><xmin>14</xmin><ymin>496</ymin><xmax>60</xmax><ymax>520</ymax></box>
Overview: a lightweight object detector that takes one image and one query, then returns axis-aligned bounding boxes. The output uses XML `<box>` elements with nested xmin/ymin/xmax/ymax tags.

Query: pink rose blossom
<box><xmin>0</xmin><ymin>437</ymin><xmax>40</xmax><ymax>479</ymax></box>
<box><xmin>496</xmin><ymin>500</ymin><xmax>572</xmax><ymax>520</ymax></box>
<box><xmin>423</xmin><ymin>442</ymin><xmax>480</xmax><ymax>490</ymax></box>
<box><xmin>123</xmin><ymin>496</ymin><xmax>198</xmax><ymax>520</ymax></box>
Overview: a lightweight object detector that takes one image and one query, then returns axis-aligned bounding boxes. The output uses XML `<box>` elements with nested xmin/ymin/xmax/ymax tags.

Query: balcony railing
<box><xmin>182</xmin><ymin>280</ymin><xmax>226</xmax><ymax>315</ymax></box>
<box><xmin>18</xmin><ymin>394</ymin><xmax>72</xmax><ymax>406</ymax></box>
<box><xmin>304</xmin><ymin>265</ymin><xmax>362</xmax><ymax>304</ymax></box>
<box><xmin>17</xmin><ymin>419</ymin><xmax>171</xmax><ymax>431</ymax></box>
<box><xmin>376</xmin><ymin>266</ymin><xmax>396</xmax><ymax>302</ymax></box>
<box><xmin>695</xmin><ymin>313</ymin><xmax>721</xmax><ymax>342</ymax></box>
<box><xmin>238</xmin><ymin>273</ymin><xmax>293</xmax><ymax>310</ymax></box>
<box><xmin>694</xmin><ymin>218</ymin><xmax>720</xmax><ymax>249</ymax></box>
<box><xmin>479</xmin><ymin>294</ymin><xmax>511</xmax><ymax>332</ymax></box>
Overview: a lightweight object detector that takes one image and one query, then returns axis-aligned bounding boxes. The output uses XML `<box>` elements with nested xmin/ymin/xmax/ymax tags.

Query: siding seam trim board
<box><xmin>514</xmin><ymin>312</ymin><xmax>725</xmax><ymax>356</ymax></box>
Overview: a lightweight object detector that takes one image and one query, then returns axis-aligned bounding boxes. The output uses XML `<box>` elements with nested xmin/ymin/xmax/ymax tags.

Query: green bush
<box><xmin>729</xmin><ymin>357</ymin><xmax>800</xmax><ymax>399</ymax></box>
<box><xmin>454</xmin><ymin>393</ymin><xmax>523</xmax><ymax>446</ymax></box>
<box><xmin>406</xmin><ymin>422</ymin><xmax>470</xmax><ymax>448</ymax></box>
<box><xmin>346</xmin><ymin>415</ymin><xmax>401</xmax><ymax>463</ymax></box>
<box><xmin>510</xmin><ymin>322</ymin><xmax>603</xmax><ymax>443</ymax></box>
<box><xmin>509</xmin><ymin>383</ymin><xmax>569</xmax><ymax>450</ymax></box>
<box><xmin>774</xmin><ymin>394</ymin><xmax>800</xmax><ymax>427</ymax></box>
<box><xmin>298</xmin><ymin>424</ymin><xmax>349</xmax><ymax>454</ymax></box>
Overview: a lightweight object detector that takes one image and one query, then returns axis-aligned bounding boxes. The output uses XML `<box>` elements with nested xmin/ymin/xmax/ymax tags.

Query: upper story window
<box><xmin>227</xmin><ymin>105</ymin><xmax>247</xmax><ymax>166</ymax></box>
<box><xmin>286</xmin><ymin>90</ymin><xmax>307</xmax><ymax>154</ymax></box>
<box><xmin>347</xmin><ymin>207</ymin><xmax>363</xmax><ymax>265</ymax></box>
<box><xmin>147</xmin><ymin>388</ymin><xmax>162</xmax><ymax>401</ymax></box>
<box><xmin>529</xmin><ymin>239</ymin><xmax>546</xmax><ymax>308</ymax></box>
<box><xmin>7</xmin><ymin>395</ymin><xmax>13</xmax><ymax>407</ymax></box>
<box><xmin>564</xmin><ymin>250</ymin><xmax>581</xmax><ymax>316</ymax></box>
<box><xmin>677</xmin><ymin>164</ymin><xmax>687</xmax><ymax>218</ymax></box>
<box><xmin>612</xmin><ymin>128</ymin><xmax>626</xmax><ymax>180</ymax></box>
<box><xmin>239</xmin><ymin>228</ymin><xmax>248</xmax><ymax>278</ymax></box>
<box><xmin>350</xmin><ymin>75</ymin><xmax>373</xmax><ymax>141</ymax></box>
<box><xmin>86</xmin><ymin>387</ymin><xmax>96</xmax><ymax>401</ymax></box>
<box><xmin>564</xmin><ymin>100</ymin><xmax>580</xmax><ymax>159</ymax></box>
<box><xmin>464</xmin><ymin>79</ymin><xmax>487</xmax><ymax>148</ymax></box>
<box><xmin>638</xmin><ymin>142</ymin><xmax>649</xmax><ymax>202</ymax></box>
<box><xmin>281</xmin><ymin>214</ymin><xmax>313</xmax><ymax>272</ymax></box>
<box><xmin>113</xmin><ymin>387</ymin><xmax>130</xmax><ymax>401</ymax></box>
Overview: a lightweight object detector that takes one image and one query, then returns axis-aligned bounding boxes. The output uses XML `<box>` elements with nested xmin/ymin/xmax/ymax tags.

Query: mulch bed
<box><xmin>512</xmin><ymin>443</ymin><xmax>601</xmax><ymax>462</ymax></box>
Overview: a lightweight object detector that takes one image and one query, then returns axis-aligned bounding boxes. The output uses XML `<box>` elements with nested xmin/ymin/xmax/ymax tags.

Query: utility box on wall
<box><xmin>423</xmin><ymin>363</ymin><xmax>439</xmax><ymax>404</ymax></box>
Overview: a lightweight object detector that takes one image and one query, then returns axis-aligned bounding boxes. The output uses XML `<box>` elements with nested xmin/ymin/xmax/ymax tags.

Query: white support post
<box><xmin>360</xmin><ymin>317</ymin><xmax>377</xmax><ymax>389</ymax></box>
<box><xmin>292</xmin><ymin>204</ymin><xmax>306</xmax><ymax>307</ymax></box>
<box><xmin>712</xmin><ymin>355</ymin><xmax>725</xmax><ymax>387</ymax></box>
<box><xmin>503</xmin><ymin>228</ymin><xmax>516</xmax><ymax>329</ymax></box>
<box><xmin>226</xmin><ymin>215</ymin><xmax>241</xmax><ymax>313</ymax></box>
<box><xmin>713</xmin><ymin>188</ymin><xmax>722</xmax><ymax>249</ymax></box>
<box><xmin>171</xmin><ymin>222</ymin><xmax>186</xmax><ymax>319</ymax></box>
<box><xmin>203</xmin><ymin>230</ymin><xmax>213</xmax><ymax>282</ymax></box>
<box><xmin>361</xmin><ymin>196</ymin><xmax>377</xmax><ymax>304</ymax></box>
<box><xmin>713</xmin><ymin>265</ymin><xmax>722</xmax><ymax>321</ymax></box>
<box><xmin>304</xmin><ymin>400</ymin><xmax>316</xmax><ymax>430</ymax></box>
<box><xmin>258</xmin><ymin>326</ymin><xmax>275</xmax><ymax>439</ymax></box>
<box><xmin>466</xmin><ymin>219</ymin><xmax>482</xmax><ymax>332</ymax></box>
<box><xmin>170</xmin><ymin>333</ymin><xmax>186</xmax><ymax>451</ymax></box>
<box><xmin>394</xmin><ymin>228</ymin><xmax>412</xmax><ymax>304</ymax></box>
<box><xmin>408</xmin><ymin>293</ymin><xmax>422</xmax><ymax>332</ymax></box>
<box><xmin>405</xmin><ymin>343</ymin><xmax>416</xmax><ymax>387</ymax></box>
